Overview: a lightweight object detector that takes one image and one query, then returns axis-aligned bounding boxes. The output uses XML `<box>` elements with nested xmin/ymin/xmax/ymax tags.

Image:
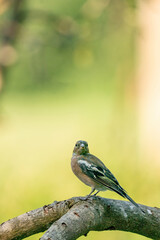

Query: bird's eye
<box><xmin>75</xmin><ymin>144</ymin><xmax>78</xmax><ymax>147</ymax></box>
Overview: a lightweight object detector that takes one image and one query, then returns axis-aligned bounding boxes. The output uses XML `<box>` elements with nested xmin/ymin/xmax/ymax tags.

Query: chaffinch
<box><xmin>71</xmin><ymin>140</ymin><xmax>143</xmax><ymax>211</ymax></box>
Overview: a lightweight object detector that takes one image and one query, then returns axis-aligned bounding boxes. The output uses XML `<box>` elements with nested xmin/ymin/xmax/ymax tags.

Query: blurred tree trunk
<box><xmin>0</xmin><ymin>0</ymin><xmax>24</xmax><ymax>92</ymax></box>
<box><xmin>136</xmin><ymin>0</ymin><xmax>160</xmax><ymax>165</ymax></box>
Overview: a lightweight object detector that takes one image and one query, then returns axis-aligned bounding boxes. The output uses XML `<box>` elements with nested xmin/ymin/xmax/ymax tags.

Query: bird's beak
<box><xmin>80</xmin><ymin>143</ymin><xmax>85</xmax><ymax>149</ymax></box>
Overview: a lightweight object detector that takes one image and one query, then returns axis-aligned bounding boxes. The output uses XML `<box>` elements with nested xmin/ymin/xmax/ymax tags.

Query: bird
<box><xmin>71</xmin><ymin>140</ymin><xmax>143</xmax><ymax>212</ymax></box>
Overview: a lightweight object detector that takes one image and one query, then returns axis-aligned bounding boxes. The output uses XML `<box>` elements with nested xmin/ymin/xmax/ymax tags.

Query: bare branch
<box><xmin>0</xmin><ymin>197</ymin><xmax>159</xmax><ymax>240</ymax></box>
<box><xmin>0</xmin><ymin>198</ymin><xmax>77</xmax><ymax>240</ymax></box>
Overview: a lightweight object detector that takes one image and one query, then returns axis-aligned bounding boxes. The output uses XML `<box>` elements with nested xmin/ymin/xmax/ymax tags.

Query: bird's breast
<box><xmin>71</xmin><ymin>156</ymin><xmax>106</xmax><ymax>191</ymax></box>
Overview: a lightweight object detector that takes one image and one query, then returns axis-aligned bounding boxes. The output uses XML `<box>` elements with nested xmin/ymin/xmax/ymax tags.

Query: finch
<box><xmin>71</xmin><ymin>140</ymin><xmax>143</xmax><ymax>212</ymax></box>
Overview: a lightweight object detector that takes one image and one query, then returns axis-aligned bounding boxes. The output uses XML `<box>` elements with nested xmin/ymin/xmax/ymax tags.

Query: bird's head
<box><xmin>73</xmin><ymin>140</ymin><xmax>89</xmax><ymax>155</ymax></box>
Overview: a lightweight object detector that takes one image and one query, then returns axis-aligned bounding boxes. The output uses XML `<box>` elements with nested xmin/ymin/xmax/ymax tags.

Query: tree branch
<box><xmin>0</xmin><ymin>197</ymin><xmax>159</xmax><ymax>240</ymax></box>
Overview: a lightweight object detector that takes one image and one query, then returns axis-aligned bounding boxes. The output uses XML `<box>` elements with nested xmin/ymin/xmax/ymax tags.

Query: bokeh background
<box><xmin>0</xmin><ymin>0</ymin><xmax>160</xmax><ymax>239</ymax></box>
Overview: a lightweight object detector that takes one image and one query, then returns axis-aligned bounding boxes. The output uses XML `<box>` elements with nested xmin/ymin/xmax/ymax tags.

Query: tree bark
<box><xmin>0</xmin><ymin>197</ymin><xmax>159</xmax><ymax>240</ymax></box>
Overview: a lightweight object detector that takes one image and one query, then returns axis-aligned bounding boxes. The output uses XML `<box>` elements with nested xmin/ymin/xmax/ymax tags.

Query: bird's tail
<box><xmin>94</xmin><ymin>177</ymin><xmax>145</xmax><ymax>213</ymax></box>
<box><xmin>107</xmin><ymin>184</ymin><xmax>145</xmax><ymax>213</ymax></box>
<box><xmin>118</xmin><ymin>187</ymin><xmax>145</xmax><ymax>213</ymax></box>
<box><xmin>124</xmin><ymin>193</ymin><xmax>143</xmax><ymax>211</ymax></box>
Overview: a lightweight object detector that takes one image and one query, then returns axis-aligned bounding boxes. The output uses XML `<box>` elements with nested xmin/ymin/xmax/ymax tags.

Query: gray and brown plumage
<box><xmin>71</xmin><ymin>140</ymin><xmax>143</xmax><ymax>212</ymax></box>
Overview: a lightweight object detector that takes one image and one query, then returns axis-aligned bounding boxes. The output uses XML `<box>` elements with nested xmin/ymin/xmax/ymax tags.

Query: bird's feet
<box><xmin>79</xmin><ymin>195</ymin><xmax>90</xmax><ymax>201</ymax></box>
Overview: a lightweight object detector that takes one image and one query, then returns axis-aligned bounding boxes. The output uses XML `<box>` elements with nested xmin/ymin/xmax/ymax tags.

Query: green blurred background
<box><xmin>0</xmin><ymin>0</ymin><xmax>159</xmax><ymax>239</ymax></box>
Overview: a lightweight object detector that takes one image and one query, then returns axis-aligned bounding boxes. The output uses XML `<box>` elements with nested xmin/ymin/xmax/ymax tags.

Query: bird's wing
<box><xmin>78</xmin><ymin>159</ymin><xmax>120</xmax><ymax>188</ymax></box>
<box><xmin>86</xmin><ymin>154</ymin><xmax>120</xmax><ymax>185</ymax></box>
<box><xmin>78</xmin><ymin>159</ymin><xmax>127</xmax><ymax>197</ymax></box>
<box><xmin>78</xmin><ymin>159</ymin><xmax>143</xmax><ymax>212</ymax></box>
